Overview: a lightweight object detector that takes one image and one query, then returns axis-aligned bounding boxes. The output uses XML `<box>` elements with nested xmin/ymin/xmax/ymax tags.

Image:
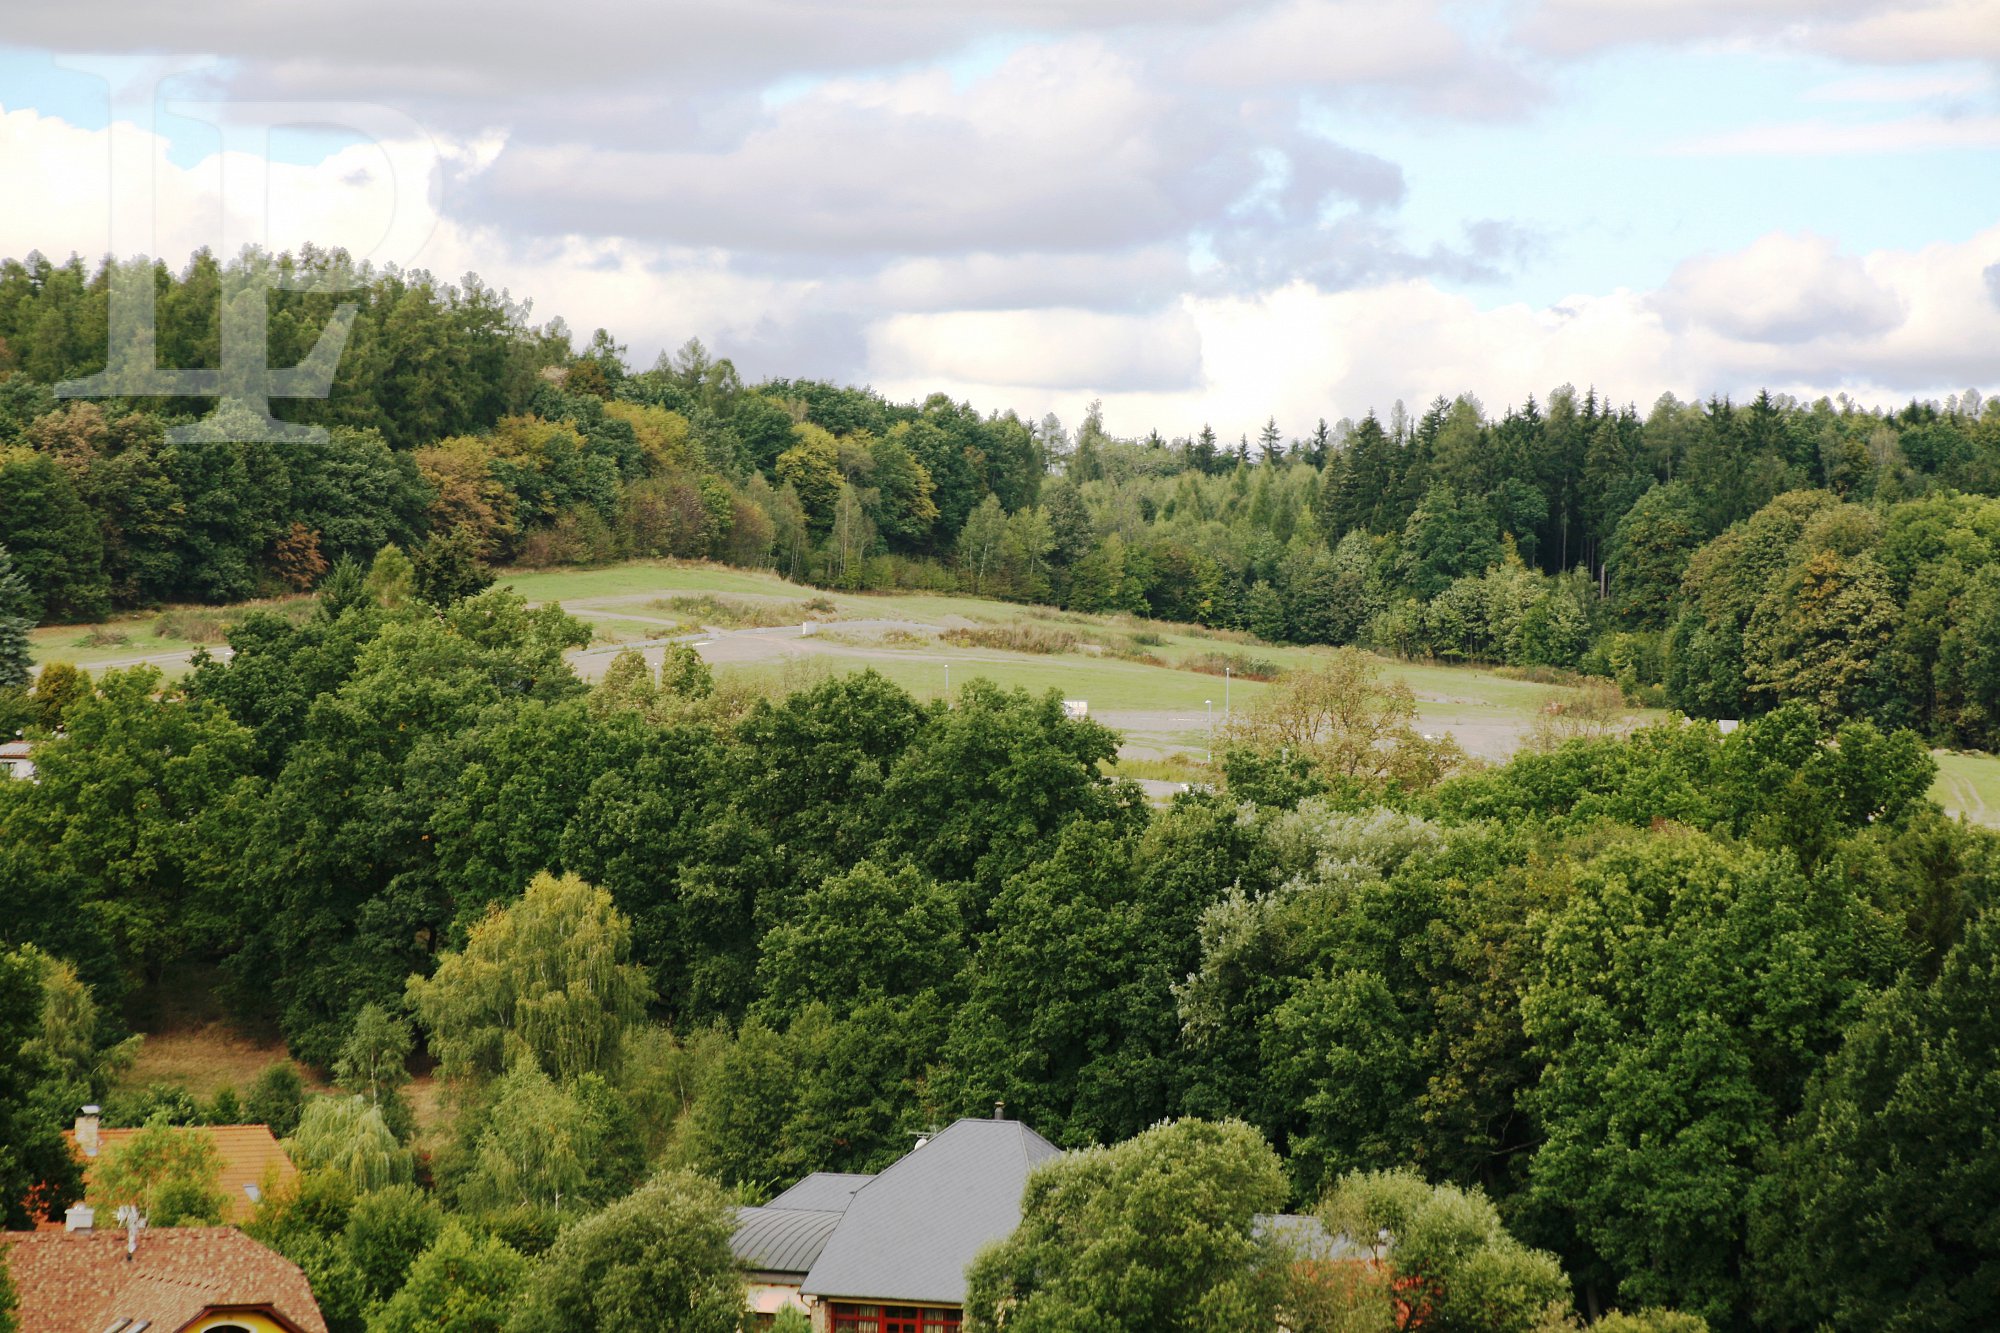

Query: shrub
<box><xmin>1182</xmin><ymin>650</ymin><xmax>1282</xmax><ymax>682</ymax></box>
<box><xmin>940</xmin><ymin>624</ymin><xmax>1078</xmax><ymax>654</ymax></box>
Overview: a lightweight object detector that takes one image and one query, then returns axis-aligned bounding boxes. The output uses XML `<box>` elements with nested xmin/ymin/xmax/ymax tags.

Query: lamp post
<box><xmin>1205</xmin><ymin>699</ymin><xmax>1213</xmax><ymax>764</ymax></box>
<box><xmin>1224</xmin><ymin>666</ymin><xmax>1231</xmax><ymax>721</ymax></box>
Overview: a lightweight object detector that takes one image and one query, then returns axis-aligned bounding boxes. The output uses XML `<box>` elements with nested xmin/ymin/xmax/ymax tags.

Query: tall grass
<box><xmin>941</xmin><ymin>624</ymin><xmax>1080</xmax><ymax>654</ymax></box>
<box><xmin>649</xmin><ymin>594</ymin><xmax>826</xmax><ymax>629</ymax></box>
<box><xmin>1181</xmin><ymin>650</ymin><xmax>1283</xmax><ymax>682</ymax></box>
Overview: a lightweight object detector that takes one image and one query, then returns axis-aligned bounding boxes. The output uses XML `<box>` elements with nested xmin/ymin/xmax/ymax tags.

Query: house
<box><xmin>731</xmin><ymin>1111</ymin><xmax>1359</xmax><ymax>1332</ymax></box>
<box><xmin>64</xmin><ymin>1106</ymin><xmax>300</xmax><ymax>1226</ymax></box>
<box><xmin>1</xmin><ymin>1224</ymin><xmax>328</xmax><ymax>1333</ymax></box>
<box><xmin>731</xmin><ymin>1110</ymin><xmax>1060</xmax><ymax>1331</ymax></box>
<box><xmin>0</xmin><ymin>739</ymin><xmax>34</xmax><ymax>781</ymax></box>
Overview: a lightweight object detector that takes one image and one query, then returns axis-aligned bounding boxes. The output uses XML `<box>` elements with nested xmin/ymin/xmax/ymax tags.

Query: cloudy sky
<box><xmin>3</xmin><ymin>0</ymin><xmax>1999</xmax><ymax>436</ymax></box>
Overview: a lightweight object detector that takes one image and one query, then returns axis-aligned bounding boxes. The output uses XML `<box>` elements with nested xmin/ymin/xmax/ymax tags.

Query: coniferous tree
<box><xmin>0</xmin><ymin>544</ymin><xmax>30</xmax><ymax>689</ymax></box>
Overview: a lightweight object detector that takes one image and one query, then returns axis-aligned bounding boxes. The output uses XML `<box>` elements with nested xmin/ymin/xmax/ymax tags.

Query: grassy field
<box><xmin>29</xmin><ymin>597</ymin><xmax>314</xmax><ymax>671</ymax></box>
<box><xmin>31</xmin><ymin>619</ymin><xmax>216</xmax><ymax>670</ymax></box>
<box><xmin>53</xmin><ymin>559</ymin><xmax>2000</xmax><ymax>810</ymax></box>
<box><xmin>1933</xmin><ymin>750</ymin><xmax>2000</xmax><ymax>827</ymax></box>
<box><xmin>27</xmin><ymin>558</ymin><xmax>1661</xmax><ymax>764</ymax></box>
<box><xmin>119</xmin><ymin>1025</ymin><xmax>309</xmax><ymax>1102</ymax></box>
<box><xmin>519</xmin><ymin>561</ymin><xmax>1656</xmax><ymax>763</ymax></box>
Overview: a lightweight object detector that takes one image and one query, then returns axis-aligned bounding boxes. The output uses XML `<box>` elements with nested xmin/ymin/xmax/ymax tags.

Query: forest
<box><xmin>0</xmin><ymin>246</ymin><xmax>1996</xmax><ymax>1333</ymax></box>
<box><xmin>3</xmin><ymin>249</ymin><xmax>2000</xmax><ymax>749</ymax></box>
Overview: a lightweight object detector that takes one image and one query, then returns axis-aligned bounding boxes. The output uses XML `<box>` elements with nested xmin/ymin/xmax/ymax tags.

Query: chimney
<box><xmin>992</xmin><ymin>1100</ymin><xmax>1006</xmax><ymax>1121</ymax></box>
<box><xmin>75</xmin><ymin>1105</ymin><xmax>101</xmax><ymax>1158</ymax></box>
<box><xmin>63</xmin><ymin>1204</ymin><xmax>94</xmax><ymax>1232</ymax></box>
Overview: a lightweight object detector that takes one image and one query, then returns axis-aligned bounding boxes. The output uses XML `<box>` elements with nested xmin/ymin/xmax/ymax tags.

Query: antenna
<box><xmin>114</xmin><ymin>1204</ymin><xmax>146</xmax><ymax>1260</ymax></box>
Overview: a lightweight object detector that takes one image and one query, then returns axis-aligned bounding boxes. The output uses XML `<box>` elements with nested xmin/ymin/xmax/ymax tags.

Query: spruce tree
<box><xmin>0</xmin><ymin>544</ymin><xmax>32</xmax><ymax>690</ymax></box>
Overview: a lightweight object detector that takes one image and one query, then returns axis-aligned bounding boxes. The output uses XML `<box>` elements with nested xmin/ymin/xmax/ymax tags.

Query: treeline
<box><xmin>8</xmin><ymin>247</ymin><xmax>2000</xmax><ymax>743</ymax></box>
<box><xmin>1</xmin><ymin>567</ymin><xmax>1996</xmax><ymax>1329</ymax></box>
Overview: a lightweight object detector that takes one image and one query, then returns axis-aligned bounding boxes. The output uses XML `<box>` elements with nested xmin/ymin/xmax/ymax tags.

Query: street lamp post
<box><xmin>1205</xmin><ymin>699</ymin><xmax>1213</xmax><ymax>764</ymax></box>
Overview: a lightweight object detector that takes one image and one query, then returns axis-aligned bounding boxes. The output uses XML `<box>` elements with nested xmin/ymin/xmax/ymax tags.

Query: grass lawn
<box><xmin>30</xmin><ymin>620</ymin><xmax>211</xmax><ymax>670</ymax></box>
<box><xmin>495</xmin><ymin>560</ymin><xmax>801</xmax><ymax>602</ymax></box>
<box><xmin>1932</xmin><ymin>750</ymin><xmax>2000</xmax><ymax>827</ymax></box>
<box><xmin>739</xmin><ymin>646</ymin><xmax>1284</xmax><ymax>713</ymax></box>
<box><xmin>30</xmin><ymin>597</ymin><xmax>315</xmax><ymax>672</ymax></box>
<box><xmin>511</xmin><ymin>559</ymin><xmax>1585</xmax><ymax>720</ymax></box>
<box><xmin>78</xmin><ymin>557</ymin><xmax>2000</xmax><ymax>780</ymax></box>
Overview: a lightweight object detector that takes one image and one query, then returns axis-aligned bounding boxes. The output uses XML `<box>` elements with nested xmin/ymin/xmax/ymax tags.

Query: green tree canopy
<box><xmin>407</xmin><ymin>871</ymin><xmax>653</xmax><ymax>1085</ymax></box>
<box><xmin>370</xmin><ymin>1222</ymin><xmax>530</xmax><ymax>1333</ymax></box>
<box><xmin>287</xmin><ymin>1095</ymin><xmax>414</xmax><ymax>1193</ymax></box>
<box><xmin>503</xmin><ymin>1170</ymin><xmax>742</xmax><ymax>1333</ymax></box>
<box><xmin>1521</xmin><ymin>833</ymin><xmax>1907</xmax><ymax>1324</ymax></box>
<box><xmin>0</xmin><ymin>947</ymin><xmax>85</xmax><ymax>1226</ymax></box>
<box><xmin>1752</xmin><ymin>907</ymin><xmax>2000</xmax><ymax>1330</ymax></box>
<box><xmin>1308</xmin><ymin>1169</ymin><xmax>1569</xmax><ymax>1333</ymax></box>
<box><xmin>964</xmin><ymin>1118</ymin><xmax>1291</xmax><ymax>1333</ymax></box>
<box><xmin>89</xmin><ymin>1112</ymin><xmax>227</xmax><ymax>1226</ymax></box>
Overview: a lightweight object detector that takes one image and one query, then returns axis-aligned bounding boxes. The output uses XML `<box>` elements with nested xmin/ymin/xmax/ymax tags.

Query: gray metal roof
<box><xmin>1254</xmin><ymin>1212</ymin><xmax>1357</xmax><ymax>1262</ymax></box>
<box><xmin>731</xmin><ymin>1206</ymin><xmax>846</xmax><ymax>1275</ymax></box>
<box><xmin>766</xmin><ymin>1171</ymin><xmax>875</xmax><ymax>1213</ymax></box>
<box><xmin>801</xmin><ymin>1117</ymin><xmax>1061</xmax><ymax>1306</ymax></box>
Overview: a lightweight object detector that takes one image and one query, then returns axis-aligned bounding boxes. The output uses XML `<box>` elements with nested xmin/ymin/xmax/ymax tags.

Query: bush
<box><xmin>152</xmin><ymin>608</ymin><xmax>236</xmax><ymax>642</ymax></box>
<box><xmin>106</xmin><ymin>1083</ymin><xmax>201</xmax><ymax>1127</ymax></box>
<box><xmin>940</xmin><ymin>624</ymin><xmax>1078</xmax><ymax>654</ymax></box>
<box><xmin>1182</xmin><ymin>650</ymin><xmax>1282</xmax><ymax>682</ymax></box>
<box><xmin>204</xmin><ymin>1086</ymin><xmax>243</xmax><ymax>1126</ymax></box>
<box><xmin>245</xmin><ymin>1063</ymin><xmax>307</xmax><ymax>1138</ymax></box>
<box><xmin>649</xmin><ymin>594</ymin><xmax>814</xmax><ymax>629</ymax></box>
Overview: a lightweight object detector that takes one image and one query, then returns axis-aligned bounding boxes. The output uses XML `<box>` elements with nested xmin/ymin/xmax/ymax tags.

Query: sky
<box><xmin>2</xmin><ymin>0</ymin><xmax>1998</xmax><ymax>438</ymax></box>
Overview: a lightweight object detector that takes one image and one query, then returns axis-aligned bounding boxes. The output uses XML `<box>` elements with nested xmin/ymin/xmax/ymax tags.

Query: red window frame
<box><xmin>829</xmin><ymin>1303</ymin><xmax>960</xmax><ymax>1333</ymax></box>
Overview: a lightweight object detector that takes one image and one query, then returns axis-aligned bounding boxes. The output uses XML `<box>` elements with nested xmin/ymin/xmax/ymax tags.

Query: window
<box><xmin>829</xmin><ymin>1303</ymin><xmax>959</xmax><ymax>1332</ymax></box>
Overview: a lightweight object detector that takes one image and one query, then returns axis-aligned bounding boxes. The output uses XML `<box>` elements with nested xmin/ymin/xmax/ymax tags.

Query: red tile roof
<box><xmin>2</xmin><ymin>1226</ymin><xmax>328</xmax><ymax>1333</ymax></box>
<box><xmin>65</xmin><ymin>1126</ymin><xmax>299</xmax><ymax>1224</ymax></box>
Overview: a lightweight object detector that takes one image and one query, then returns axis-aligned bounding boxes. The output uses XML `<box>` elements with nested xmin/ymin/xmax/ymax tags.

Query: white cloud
<box><xmin>1176</xmin><ymin>0</ymin><xmax>1540</xmax><ymax>114</ymax></box>
<box><xmin>1801</xmin><ymin>69</ymin><xmax>1993</xmax><ymax>102</ymax></box>
<box><xmin>1654</xmin><ymin>232</ymin><xmax>1906</xmax><ymax>342</ymax></box>
<box><xmin>0</xmin><ymin>101</ymin><xmax>449</xmax><ymax>269</ymax></box>
<box><xmin>9</xmin><ymin>52</ymin><xmax>1999</xmax><ymax>442</ymax></box>
<box><xmin>1514</xmin><ymin>0</ymin><xmax>2000</xmax><ymax>62</ymax></box>
<box><xmin>1815</xmin><ymin>0</ymin><xmax>2000</xmax><ymax>62</ymax></box>
<box><xmin>14</xmin><ymin>0</ymin><xmax>1245</xmax><ymax>107</ymax></box>
<box><xmin>459</xmin><ymin>37</ymin><xmax>1406</xmax><ymax>260</ymax></box>
<box><xmin>875</xmin><ymin>225</ymin><xmax>2000</xmax><ymax>436</ymax></box>
<box><xmin>869</xmin><ymin>306</ymin><xmax>1204</xmax><ymax>391</ymax></box>
<box><xmin>1671</xmin><ymin>113</ymin><xmax>2000</xmax><ymax>154</ymax></box>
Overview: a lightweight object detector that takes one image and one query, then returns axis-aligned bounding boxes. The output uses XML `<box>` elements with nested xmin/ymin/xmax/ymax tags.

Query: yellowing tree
<box><xmin>1227</xmin><ymin>649</ymin><xmax>1461</xmax><ymax>792</ymax></box>
<box><xmin>603</xmin><ymin>401</ymin><xmax>699</xmax><ymax>475</ymax></box>
<box><xmin>414</xmin><ymin>436</ymin><xmax>518</xmax><ymax>557</ymax></box>
<box><xmin>774</xmin><ymin>423</ymin><xmax>843</xmax><ymax>530</ymax></box>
